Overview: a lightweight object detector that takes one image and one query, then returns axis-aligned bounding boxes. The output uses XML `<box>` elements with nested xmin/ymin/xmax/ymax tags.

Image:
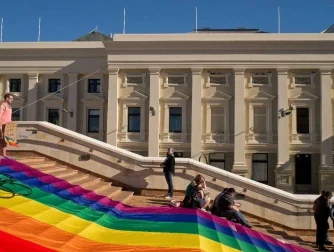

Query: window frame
<box><xmin>252</xmin><ymin>153</ymin><xmax>268</xmax><ymax>184</ymax></box>
<box><xmin>169</xmin><ymin>107</ymin><xmax>182</xmax><ymax>133</ymax></box>
<box><xmin>47</xmin><ymin>108</ymin><xmax>60</xmax><ymax>125</ymax></box>
<box><xmin>296</xmin><ymin>107</ymin><xmax>310</xmax><ymax>134</ymax></box>
<box><xmin>206</xmin><ymin>72</ymin><xmax>230</xmax><ymax>87</ymax></box>
<box><xmin>248</xmin><ymin>72</ymin><xmax>272</xmax><ymax>87</ymax></box>
<box><xmin>164</xmin><ymin>73</ymin><xmax>188</xmax><ymax>87</ymax></box>
<box><xmin>209</xmin><ymin>152</ymin><xmax>225</xmax><ymax>170</ymax></box>
<box><xmin>87</xmin><ymin>109</ymin><xmax>100</xmax><ymax>133</ymax></box>
<box><xmin>291</xmin><ymin>72</ymin><xmax>315</xmax><ymax>88</ymax></box>
<box><xmin>127</xmin><ymin>107</ymin><xmax>141</xmax><ymax>133</ymax></box>
<box><xmin>87</xmin><ymin>78</ymin><xmax>101</xmax><ymax>94</ymax></box>
<box><xmin>47</xmin><ymin>78</ymin><xmax>62</xmax><ymax>93</ymax></box>
<box><xmin>123</xmin><ymin>73</ymin><xmax>146</xmax><ymax>87</ymax></box>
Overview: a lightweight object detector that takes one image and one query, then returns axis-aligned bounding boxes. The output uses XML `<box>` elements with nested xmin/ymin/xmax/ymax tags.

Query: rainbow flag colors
<box><xmin>5</xmin><ymin>136</ymin><xmax>18</xmax><ymax>147</ymax></box>
<box><xmin>0</xmin><ymin>158</ymin><xmax>310</xmax><ymax>252</ymax></box>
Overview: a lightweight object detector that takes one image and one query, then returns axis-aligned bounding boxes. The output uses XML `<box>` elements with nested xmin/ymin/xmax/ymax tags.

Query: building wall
<box><xmin>1</xmin><ymin>35</ymin><xmax>334</xmax><ymax>193</ymax></box>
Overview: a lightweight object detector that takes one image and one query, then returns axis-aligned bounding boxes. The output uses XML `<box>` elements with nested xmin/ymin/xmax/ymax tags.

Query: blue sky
<box><xmin>0</xmin><ymin>0</ymin><xmax>333</xmax><ymax>42</ymax></box>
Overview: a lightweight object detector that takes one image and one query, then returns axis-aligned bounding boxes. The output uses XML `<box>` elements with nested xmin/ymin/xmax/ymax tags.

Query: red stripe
<box><xmin>0</xmin><ymin>229</ymin><xmax>55</xmax><ymax>252</ymax></box>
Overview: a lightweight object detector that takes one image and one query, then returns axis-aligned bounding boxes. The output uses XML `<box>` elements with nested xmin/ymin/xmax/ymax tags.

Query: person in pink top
<box><xmin>0</xmin><ymin>93</ymin><xmax>13</xmax><ymax>157</ymax></box>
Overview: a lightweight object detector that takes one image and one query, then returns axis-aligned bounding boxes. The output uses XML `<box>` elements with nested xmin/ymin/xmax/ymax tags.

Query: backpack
<box><xmin>189</xmin><ymin>185</ymin><xmax>202</xmax><ymax>209</ymax></box>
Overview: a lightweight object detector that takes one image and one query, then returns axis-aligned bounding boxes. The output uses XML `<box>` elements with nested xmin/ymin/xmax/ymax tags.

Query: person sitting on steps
<box><xmin>212</xmin><ymin>187</ymin><xmax>252</xmax><ymax>228</ymax></box>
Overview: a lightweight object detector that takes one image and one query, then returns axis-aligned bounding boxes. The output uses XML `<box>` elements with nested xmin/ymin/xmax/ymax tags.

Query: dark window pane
<box><xmin>88</xmin><ymin>109</ymin><xmax>100</xmax><ymax>133</ymax></box>
<box><xmin>295</xmin><ymin>154</ymin><xmax>312</xmax><ymax>185</ymax></box>
<box><xmin>297</xmin><ymin>108</ymin><xmax>309</xmax><ymax>134</ymax></box>
<box><xmin>169</xmin><ymin>107</ymin><xmax>182</xmax><ymax>133</ymax></box>
<box><xmin>9</xmin><ymin>79</ymin><xmax>21</xmax><ymax>92</ymax></box>
<box><xmin>48</xmin><ymin>109</ymin><xmax>59</xmax><ymax>125</ymax></box>
<box><xmin>12</xmin><ymin>108</ymin><xmax>20</xmax><ymax>121</ymax></box>
<box><xmin>209</xmin><ymin>153</ymin><xmax>225</xmax><ymax>170</ymax></box>
<box><xmin>128</xmin><ymin>107</ymin><xmax>140</xmax><ymax>132</ymax></box>
<box><xmin>48</xmin><ymin>79</ymin><xmax>61</xmax><ymax>93</ymax></box>
<box><xmin>88</xmin><ymin>79</ymin><xmax>101</xmax><ymax>93</ymax></box>
<box><xmin>252</xmin><ymin>153</ymin><xmax>268</xmax><ymax>183</ymax></box>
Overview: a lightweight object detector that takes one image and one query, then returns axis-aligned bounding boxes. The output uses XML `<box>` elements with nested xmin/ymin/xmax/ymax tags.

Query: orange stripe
<box><xmin>0</xmin><ymin>207</ymin><xmax>202</xmax><ymax>252</ymax></box>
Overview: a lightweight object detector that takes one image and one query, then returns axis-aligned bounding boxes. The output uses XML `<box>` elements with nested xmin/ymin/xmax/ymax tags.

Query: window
<box><xmin>48</xmin><ymin>79</ymin><xmax>61</xmax><ymax>93</ymax></box>
<box><xmin>169</xmin><ymin>107</ymin><xmax>182</xmax><ymax>133</ymax></box>
<box><xmin>211</xmin><ymin>107</ymin><xmax>224</xmax><ymax>133</ymax></box>
<box><xmin>174</xmin><ymin>152</ymin><xmax>184</xmax><ymax>158</ymax></box>
<box><xmin>9</xmin><ymin>79</ymin><xmax>21</xmax><ymax>92</ymax></box>
<box><xmin>88</xmin><ymin>79</ymin><xmax>101</xmax><ymax>93</ymax></box>
<box><xmin>12</xmin><ymin>108</ymin><xmax>20</xmax><ymax>121</ymax></box>
<box><xmin>297</xmin><ymin>108</ymin><xmax>309</xmax><ymax>134</ymax></box>
<box><xmin>206</xmin><ymin>73</ymin><xmax>229</xmax><ymax>87</ymax></box>
<box><xmin>249</xmin><ymin>72</ymin><xmax>272</xmax><ymax>87</ymax></box>
<box><xmin>209</xmin><ymin>153</ymin><xmax>225</xmax><ymax>170</ymax></box>
<box><xmin>48</xmin><ymin>109</ymin><xmax>60</xmax><ymax>125</ymax></box>
<box><xmin>88</xmin><ymin>109</ymin><xmax>100</xmax><ymax>133</ymax></box>
<box><xmin>164</xmin><ymin>74</ymin><xmax>187</xmax><ymax>87</ymax></box>
<box><xmin>292</xmin><ymin>73</ymin><xmax>315</xmax><ymax>88</ymax></box>
<box><xmin>253</xmin><ymin>107</ymin><xmax>267</xmax><ymax>133</ymax></box>
<box><xmin>252</xmin><ymin>154</ymin><xmax>268</xmax><ymax>183</ymax></box>
<box><xmin>128</xmin><ymin>107</ymin><xmax>141</xmax><ymax>132</ymax></box>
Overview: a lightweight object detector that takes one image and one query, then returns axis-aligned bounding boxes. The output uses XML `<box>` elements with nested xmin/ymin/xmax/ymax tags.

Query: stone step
<box><xmin>77</xmin><ymin>176</ymin><xmax>101</xmax><ymax>189</ymax></box>
<box><xmin>101</xmin><ymin>186</ymin><xmax>122</xmax><ymax>198</ymax></box>
<box><xmin>26</xmin><ymin>161</ymin><xmax>57</xmax><ymax>169</ymax></box>
<box><xmin>83</xmin><ymin>182</ymin><xmax>112</xmax><ymax>194</ymax></box>
<box><xmin>38</xmin><ymin>166</ymin><xmax>68</xmax><ymax>173</ymax></box>
<box><xmin>12</xmin><ymin>156</ymin><xmax>46</xmax><ymax>163</ymax></box>
<box><xmin>65</xmin><ymin>173</ymin><xmax>90</xmax><ymax>185</ymax></box>
<box><xmin>47</xmin><ymin>169</ymin><xmax>79</xmax><ymax>179</ymax></box>
<box><xmin>111</xmin><ymin>191</ymin><xmax>134</xmax><ymax>203</ymax></box>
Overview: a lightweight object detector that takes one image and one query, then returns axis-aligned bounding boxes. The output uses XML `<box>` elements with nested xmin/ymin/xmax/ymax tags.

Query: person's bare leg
<box><xmin>3</xmin><ymin>146</ymin><xmax>6</xmax><ymax>157</ymax></box>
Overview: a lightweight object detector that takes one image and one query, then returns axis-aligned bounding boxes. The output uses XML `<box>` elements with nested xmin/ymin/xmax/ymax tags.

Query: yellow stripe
<box><xmin>0</xmin><ymin>192</ymin><xmax>240</xmax><ymax>252</ymax></box>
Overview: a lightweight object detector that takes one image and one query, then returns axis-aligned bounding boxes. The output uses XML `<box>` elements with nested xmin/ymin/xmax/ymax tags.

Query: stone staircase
<box><xmin>6</xmin><ymin>151</ymin><xmax>319</xmax><ymax>251</ymax></box>
<box><xmin>8</xmin><ymin>152</ymin><xmax>134</xmax><ymax>204</ymax></box>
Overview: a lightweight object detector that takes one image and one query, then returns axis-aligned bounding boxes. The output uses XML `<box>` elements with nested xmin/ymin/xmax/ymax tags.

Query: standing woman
<box><xmin>160</xmin><ymin>147</ymin><xmax>175</xmax><ymax>199</ymax></box>
<box><xmin>0</xmin><ymin>93</ymin><xmax>13</xmax><ymax>157</ymax></box>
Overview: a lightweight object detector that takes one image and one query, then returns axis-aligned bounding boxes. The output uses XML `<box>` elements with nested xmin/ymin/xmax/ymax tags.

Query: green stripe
<box><xmin>3</xmin><ymin>176</ymin><xmax>270</xmax><ymax>252</ymax></box>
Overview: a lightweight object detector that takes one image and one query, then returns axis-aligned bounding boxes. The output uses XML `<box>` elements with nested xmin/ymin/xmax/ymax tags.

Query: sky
<box><xmin>0</xmin><ymin>0</ymin><xmax>333</xmax><ymax>42</ymax></box>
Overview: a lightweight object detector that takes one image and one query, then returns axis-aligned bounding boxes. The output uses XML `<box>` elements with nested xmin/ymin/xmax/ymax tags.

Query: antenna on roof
<box><xmin>278</xmin><ymin>6</ymin><xmax>281</xmax><ymax>33</ymax></box>
<box><xmin>195</xmin><ymin>7</ymin><xmax>198</xmax><ymax>34</ymax></box>
<box><xmin>123</xmin><ymin>8</ymin><xmax>126</xmax><ymax>34</ymax></box>
<box><xmin>0</xmin><ymin>18</ymin><xmax>3</xmax><ymax>42</ymax></box>
<box><xmin>38</xmin><ymin>17</ymin><xmax>41</xmax><ymax>42</ymax></box>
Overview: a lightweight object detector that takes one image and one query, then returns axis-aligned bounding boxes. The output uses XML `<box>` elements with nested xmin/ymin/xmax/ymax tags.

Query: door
<box><xmin>295</xmin><ymin>154</ymin><xmax>312</xmax><ymax>193</ymax></box>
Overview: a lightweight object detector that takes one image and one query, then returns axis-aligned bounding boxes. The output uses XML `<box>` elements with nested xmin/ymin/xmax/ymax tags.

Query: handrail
<box><xmin>20</xmin><ymin>124</ymin><xmax>315</xmax><ymax>212</ymax></box>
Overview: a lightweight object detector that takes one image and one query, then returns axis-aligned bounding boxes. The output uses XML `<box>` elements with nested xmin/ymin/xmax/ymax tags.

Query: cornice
<box><xmin>0</xmin><ymin>55</ymin><xmax>107</xmax><ymax>60</ymax></box>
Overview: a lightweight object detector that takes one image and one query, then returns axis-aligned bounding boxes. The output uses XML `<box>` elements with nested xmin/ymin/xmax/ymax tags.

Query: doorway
<box><xmin>295</xmin><ymin>154</ymin><xmax>312</xmax><ymax>193</ymax></box>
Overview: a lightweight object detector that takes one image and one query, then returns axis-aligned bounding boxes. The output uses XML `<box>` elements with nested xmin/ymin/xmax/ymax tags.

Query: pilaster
<box><xmin>232</xmin><ymin>69</ymin><xmax>248</xmax><ymax>176</ymax></box>
<box><xmin>67</xmin><ymin>73</ymin><xmax>78</xmax><ymax>131</ymax></box>
<box><xmin>106</xmin><ymin>68</ymin><xmax>119</xmax><ymax>146</ymax></box>
<box><xmin>26</xmin><ymin>74</ymin><xmax>39</xmax><ymax>121</ymax></box>
<box><xmin>191</xmin><ymin>68</ymin><xmax>203</xmax><ymax>160</ymax></box>
<box><xmin>275</xmin><ymin>69</ymin><xmax>293</xmax><ymax>193</ymax></box>
<box><xmin>148</xmin><ymin>68</ymin><xmax>161</xmax><ymax>156</ymax></box>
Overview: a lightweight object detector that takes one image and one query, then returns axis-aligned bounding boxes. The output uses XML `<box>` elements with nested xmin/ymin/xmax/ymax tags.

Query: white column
<box><xmin>67</xmin><ymin>73</ymin><xmax>78</xmax><ymax>131</ymax></box>
<box><xmin>148</xmin><ymin>68</ymin><xmax>160</xmax><ymax>157</ymax></box>
<box><xmin>26</xmin><ymin>74</ymin><xmax>39</xmax><ymax>121</ymax></box>
<box><xmin>232</xmin><ymin>69</ymin><xmax>248</xmax><ymax>175</ymax></box>
<box><xmin>106</xmin><ymin>68</ymin><xmax>119</xmax><ymax>146</ymax></box>
<box><xmin>276</xmin><ymin>69</ymin><xmax>293</xmax><ymax>192</ymax></box>
<box><xmin>191</xmin><ymin>68</ymin><xmax>203</xmax><ymax>160</ymax></box>
<box><xmin>320</xmin><ymin>69</ymin><xmax>333</xmax><ymax>166</ymax></box>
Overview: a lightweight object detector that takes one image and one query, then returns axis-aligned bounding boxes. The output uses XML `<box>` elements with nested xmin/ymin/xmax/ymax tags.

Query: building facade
<box><xmin>1</xmin><ymin>33</ymin><xmax>334</xmax><ymax>193</ymax></box>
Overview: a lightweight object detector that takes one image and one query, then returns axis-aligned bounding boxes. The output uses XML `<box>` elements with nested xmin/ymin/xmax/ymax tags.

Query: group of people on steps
<box><xmin>160</xmin><ymin>147</ymin><xmax>251</xmax><ymax>228</ymax></box>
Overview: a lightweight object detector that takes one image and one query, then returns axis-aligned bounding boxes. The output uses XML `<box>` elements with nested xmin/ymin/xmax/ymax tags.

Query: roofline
<box><xmin>0</xmin><ymin>41</ymin><xmax>105</xmax><ymax>49</ymax></box>
<box><xmin>112</xmin><ymin>33</ymin><xmax>334</xmax><ymax>42</ymax></box>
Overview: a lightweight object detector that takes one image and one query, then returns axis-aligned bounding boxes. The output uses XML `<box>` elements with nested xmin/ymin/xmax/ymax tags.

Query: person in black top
<box><xmin>313</xmin><ymin>190</ymin><xmax>333</xmax><ymax>251</ymax></box>
<box><xmin>160</xmin><ymin>147</ymin><xmax>175</xmax><ymax>199</ymax></box>
<box><xmin>213</xmin><ymin>188</ymin><xmax>251</xmax><ymax>228</ymax></box>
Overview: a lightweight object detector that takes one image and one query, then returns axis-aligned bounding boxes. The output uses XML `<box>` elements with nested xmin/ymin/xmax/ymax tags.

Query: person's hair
<box><xmin>227</xmin><ymin>188</ymin><xmax>236</xmax><ymax>194</ymax></box>
<box><xmin>321</xmin><ymin>190</ymin><xmax>326</xmax><ymax>196</ymax></box>
<box><xmin>194</xmin><ymin>175</ymin><xmax>203</xmax><ymax>185</ymax></box>
<box><xmin>324</xmin><ymin>191</ymin><xmax>332</xmax><ymax>198</ymax></box>
<box><xmin>4</xmin><ymin>93</ymin><xmax>12</xmax><ymax>100</ymax></box>
<box><xmin>223</xmin><ymin>188</ymin><xmax>229</xmax><ymax>193</ymax></box>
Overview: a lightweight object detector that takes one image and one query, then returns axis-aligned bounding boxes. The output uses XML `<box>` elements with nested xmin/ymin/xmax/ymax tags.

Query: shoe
<box><xmin>164</xmin><ymin>195</ymin><xmax>172</xmax><ymax>200</ymax></box>
<box><xmin>325</xmin><ymin>241</ymin><xmax>333</xmax><ymax>245</ymax></box>
<box><xmin>318</xmin><ymin>246</ymin><xmax>329</xmax><ymax>251</ymax></box>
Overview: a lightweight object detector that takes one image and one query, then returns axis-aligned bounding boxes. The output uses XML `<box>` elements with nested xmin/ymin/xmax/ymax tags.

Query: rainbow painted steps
<box><xmin>0</xmin><ymin>158</ymin><xmax>310</xmax><ymax>252</ymax></box>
